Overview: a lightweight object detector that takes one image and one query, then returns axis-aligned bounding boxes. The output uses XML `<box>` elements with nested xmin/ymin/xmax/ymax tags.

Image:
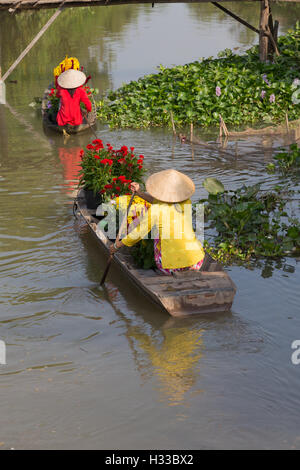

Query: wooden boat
<box><xmin>75</xmin><ymin>189</ymin><xmax>237</xmax><ymax>317</ymax></box>
<box><xmin>41</xmin><ymin>84</ymin><xmax>97</xmax><ymax>134</ymax></box>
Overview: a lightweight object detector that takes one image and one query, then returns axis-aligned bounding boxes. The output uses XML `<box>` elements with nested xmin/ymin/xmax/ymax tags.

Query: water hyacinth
<box><xmin>270</xmin><ymin>94</ymin><xmax>276</xmax><ymax>103</ymax></box>
<box><xmin>262</xmin><ymin>74</ymin><xmax>271</xmax><ymax>86</ymax></box>
<box><xmin>97</xmin><ymin>25</ymin><xmax>300</xmax><ymax>129</ymax></box>
<box><xmin>292</xmin><ymin>78</ymin><xmax>300</xmax><ymax>88</ymax></box>
<box><xmin>216</xmin><ymin>86</ymin><xmax>221</xmax><ymax>97</ymax></box>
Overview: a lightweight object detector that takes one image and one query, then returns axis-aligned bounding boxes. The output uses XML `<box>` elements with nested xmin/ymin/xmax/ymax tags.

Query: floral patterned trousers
<box><xmin>154</xmin><ymin>238</ymin><xmax>204</xmax><ymax>275</ymax></box>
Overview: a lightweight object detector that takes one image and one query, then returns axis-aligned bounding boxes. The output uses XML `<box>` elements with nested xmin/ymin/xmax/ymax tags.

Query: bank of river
<box><xmin>0</xmin><ymin>3</ymin><xmax>300</xmax><ymax>449</ymax></box>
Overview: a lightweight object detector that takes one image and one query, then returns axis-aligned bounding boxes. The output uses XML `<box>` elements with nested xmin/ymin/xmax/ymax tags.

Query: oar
<box><xmin>100</xmin><ymin>191</ymin><xmax>136</xmax><ymax>286</ymax></box>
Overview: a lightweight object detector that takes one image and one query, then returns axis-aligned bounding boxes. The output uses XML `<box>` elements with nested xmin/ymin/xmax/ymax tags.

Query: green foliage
<box><xmin>132</xmin><ymin>239</ymin><xmax>156</xmax><ymax>269</ymax></box>
<box><xmin>96</xmin><ymin>25</ymin><xmax>300</xmax><ymax>129</ymax></box>
<box><xmin>203</xmin><ymin>177</ymin><xmax>225</xmax><ymax>195</ymax></box>
<box><xmin>200</xmin><ymin>181</ymin><xmax>300</xmax><ymax>264</ymax></box>
<box><xmin>267</xmin><ymin>144</ymin><xmax>300</xmax><ymax>173</ymax></box>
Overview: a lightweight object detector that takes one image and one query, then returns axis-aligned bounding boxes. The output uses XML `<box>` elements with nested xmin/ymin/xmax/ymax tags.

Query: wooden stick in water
<box><xmin>2</xmin><ymin>2</ymin><xmax>66</xmax><ymax>82</ymax></box>
<box><xmin>100</xmin><ymin>191</ymin><xmax>136</xmax><ymax>286</ymax></box>
<box><xmin>170</xmin><ymin>111</ymin><xmax>177</xmax><ymax>136</ymax></box>
<box><xmin>285</xmin><ymin>112</ymin><xmax>290</xmax><ymax>135</ymax></box>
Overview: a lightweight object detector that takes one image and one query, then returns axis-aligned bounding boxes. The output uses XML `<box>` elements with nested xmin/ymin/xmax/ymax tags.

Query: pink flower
<box><xmin>216</xmin><ymin>86</ymin><xmax>221</xmax><ymax>97</ymax></box>
<box><xmin>270</xmin><ymin>94</ymin><xmax>275</xmax><ymax>103</ymax></box>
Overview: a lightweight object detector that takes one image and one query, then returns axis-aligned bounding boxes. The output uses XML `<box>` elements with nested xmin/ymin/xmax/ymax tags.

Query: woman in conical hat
<box><xmin>110</xmin><ymin>169</ymin><xmax>205</xmax><ymax>275</ymax></box>
<box><xmin>56</xmin><ymin>69</ymin><xmax>92</xmax><ymax>127</ymax></box>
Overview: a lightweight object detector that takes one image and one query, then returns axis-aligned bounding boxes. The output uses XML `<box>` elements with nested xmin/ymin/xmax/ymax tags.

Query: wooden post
<box><xmin>259</xmin><ymin>0</ymin><xmax>269</xmax><ymax>63</ymax></box>
<box><xmin>170</xmin><ymin>111</ymin><xmax>177</xmax><ymax>136</ymax></box>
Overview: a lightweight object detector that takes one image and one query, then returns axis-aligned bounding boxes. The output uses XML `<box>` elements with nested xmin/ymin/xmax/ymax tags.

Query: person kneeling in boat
<box><xmin>109</xmin><ymin>169</ymin><xmax>205</xmax><ymax>275</ymax></box>
<box><xmin>56</xmin><ymin>69</ymin><xmax>92</xmax><ymax>128</ymax></box>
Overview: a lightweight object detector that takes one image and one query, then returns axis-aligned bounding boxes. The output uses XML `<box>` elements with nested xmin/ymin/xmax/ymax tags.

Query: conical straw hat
<box><xmin>57</xmin><ymin>69</ymin><xmax>86</xmax><ymax>89</ymax></box>
<box><xmin>146</xmin><ymin>169</ymin><xmax>195</xmax><ymax>203</ymax></box>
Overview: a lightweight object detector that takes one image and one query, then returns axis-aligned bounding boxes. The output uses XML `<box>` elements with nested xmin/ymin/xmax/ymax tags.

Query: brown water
<box><xmin>0</xmin><ymin>3</ymin><xmax>300</xmax><ymax>450</ymax></box>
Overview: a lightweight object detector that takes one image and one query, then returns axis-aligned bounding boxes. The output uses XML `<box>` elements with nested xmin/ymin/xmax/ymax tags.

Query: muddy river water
<box><xmin>0</xmin><ymin>2</ymin><xmax>300</xmax><ymax>449</ymax></box>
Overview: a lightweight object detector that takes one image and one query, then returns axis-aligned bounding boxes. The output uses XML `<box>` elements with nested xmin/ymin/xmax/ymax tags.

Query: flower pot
<box><xmin>84</xmin><ymin>188</ymin><xmax>103</xmax><ymax>210</ymax></box>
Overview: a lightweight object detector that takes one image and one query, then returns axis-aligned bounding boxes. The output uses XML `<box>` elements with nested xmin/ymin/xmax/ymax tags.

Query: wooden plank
<box><xmin>1</xmin><ymin>0</ymin><xmax>300</xmax><ymax>10</ymax></box>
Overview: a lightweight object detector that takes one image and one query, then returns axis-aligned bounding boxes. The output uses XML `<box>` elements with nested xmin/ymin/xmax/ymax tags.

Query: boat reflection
<box><xmin>100</xmin><ymin>283</ymin><xmax>206</xmax><ymax>406</ymax></box>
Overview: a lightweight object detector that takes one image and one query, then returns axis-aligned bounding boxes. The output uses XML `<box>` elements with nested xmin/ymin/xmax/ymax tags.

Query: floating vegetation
<box><xmin>199</xmin><ymin>178</ymin><xmax>300</xmax><ymax>264</ymax></box>
<box><xmin>97</xmin><ymin>24</ymin><xmax>300</xmax><ymax>129</ymax></box>
<box><xmin>267</xmin><ymin>144</ymin><xmax>300</xmax><ymax>173</ymax></box>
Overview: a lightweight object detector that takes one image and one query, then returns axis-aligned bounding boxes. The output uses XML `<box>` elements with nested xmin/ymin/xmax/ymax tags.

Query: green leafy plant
<box><xmin>199</xmin><ymin>179</ymin><xmax>300</xmax><ymax>264</ymax></box>
<box><xmin>96</xmin><ymin>24</ymin><xmax>300</xmax><ymax>130</ymax></box>
<box><xmin>267</xmin><ymin>143</ymin><xmax>300</xmax><ymax>173</ymax></box>
<box><xmin>132</xmin><ymin>239</ymin><xmax>156</xmax><ymax>269</ymax></box>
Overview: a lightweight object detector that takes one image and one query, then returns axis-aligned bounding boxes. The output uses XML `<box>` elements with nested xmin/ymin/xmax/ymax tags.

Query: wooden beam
<box><xmin>212</xmin><ymin>2</ymin><xmax>259</xmax><ymax>35</ymax></box>
<box><xmin>2</xmin><ymin>2</ymin><xmax>66</xmax><ymax>81</ymax></box>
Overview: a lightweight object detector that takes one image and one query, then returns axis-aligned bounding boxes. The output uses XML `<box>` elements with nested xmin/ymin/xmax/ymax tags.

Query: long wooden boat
<box><xmin>41</xmin><ymin>84</ymin><xmax>97</xmax><ymax>134</ymax></box>
<box><xmin>75</xmin><ymin>189</ymin><xmax>237</xmax><ymax>317</ymax></box>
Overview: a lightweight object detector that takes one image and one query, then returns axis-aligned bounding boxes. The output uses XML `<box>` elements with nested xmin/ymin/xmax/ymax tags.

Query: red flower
<box><xmin>100</xmin><ymin>159</ymin><xmax>113</xmax><ymax>166</ymax></box>
<box><xmin>94</xmin><ymin>155</ymin><xmax>100</xmax><ymax>160</ymax></box>
<box><xmin>92</xmin><ymin>139</ymin><xmax>103</xmax><ymax>145</ymax></box>
<box><xmin>116</xmin><ymin>186</ymin><xmax>121</xmax><ymax>191</ymax></box>
<box><xmin>86</xmin><ymin>144</ymin><xmax>94</xmax><ymax>150</ymax></box>
<box><xmin>137</xmin><ymin>159</ymin><xmax>143</xmax><ymax>164</ymax></box>
<box><xmin>138</xmin><ymin>165</ymin><xmax>143</xmax><ymax>170</ymax></box>
<box><xmin>118</xmin><ymin>158</ymin><xmax>126</xmax><ymax>164</ymax></box>
<box><xmin>138</xmin><ymin>155</ymin><xmax>144</xmax><ymax>160</ymax></box>
<box><xmin>104</xmin><ymin>184</ymin><xmax>113</xmax><ymax>190</ymax></box>
<box><xmin>118</xmin><ymin>175</ymin><xmax>127</xmax><ymax>182</ymax></box>
<box><xmin>130</xmin><ymin>147</ymin><xmax>134</xmax><ymax>152</ymax></box>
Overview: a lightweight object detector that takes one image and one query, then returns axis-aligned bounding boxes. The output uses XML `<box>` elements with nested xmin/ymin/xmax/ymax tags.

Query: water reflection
<box><xmin>0</xmin><ymin>3</ymin><xmax>300</xmax><ymax>449</ymax></box>
<box><xmin>187</xmin><ymin>2</ymin><xmax>300</xmax><ymax>48</ymax></box>
<box><xmin>99</xmin><ymin>282</ymin><xmax>206</xmax><ymax>406</ymax></box>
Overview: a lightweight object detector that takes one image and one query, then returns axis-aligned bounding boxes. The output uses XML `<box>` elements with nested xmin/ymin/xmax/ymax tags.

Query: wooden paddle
<box><xmin>100</xmin><ymin>191</ymin><xmax>136</xmax><ymax>286</ymax></box>
<box><xmin>82</xmin><ymin>110</ymin><xmax>98</xmax><ymax>139</ymax></box>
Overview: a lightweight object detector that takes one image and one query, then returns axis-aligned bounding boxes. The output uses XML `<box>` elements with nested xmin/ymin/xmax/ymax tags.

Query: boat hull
<box><xmin>75</xmin><ymin>190</ymin><xmax>237</xmax><ymax>317</ymax></box>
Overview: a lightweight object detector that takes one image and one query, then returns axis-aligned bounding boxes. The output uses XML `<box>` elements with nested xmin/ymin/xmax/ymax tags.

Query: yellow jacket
<box><xmin>122</xmin><ymin>199</ymin><xmax>205</xmax><ymax>269</ymax></box>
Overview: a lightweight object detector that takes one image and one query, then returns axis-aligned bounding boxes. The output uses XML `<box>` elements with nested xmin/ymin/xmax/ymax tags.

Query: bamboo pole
<box><xmin>2</xmin><ymin>2</ymin><xmax>66</xmax><ymax>82</ymax></box>
<box><xmin>170</xmin><ymin>111</ymin><xmax>177</xmax><ymax>136</ymax></box>
<box><xmin>190</xmin><ymin>122</ymin><xmax>193</xmax><ymax>142</ymax></box>
<box><xmin>212</xmin><ymin>2</ymin><xmax>259</xmax><ymax>34</ymax></box>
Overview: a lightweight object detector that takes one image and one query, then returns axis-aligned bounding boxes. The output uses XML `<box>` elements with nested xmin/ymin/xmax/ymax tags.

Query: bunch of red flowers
<box><xmin>78</xmin><ymin>138</ymin><xmax>145</xmax><ymax>199</ymax></box>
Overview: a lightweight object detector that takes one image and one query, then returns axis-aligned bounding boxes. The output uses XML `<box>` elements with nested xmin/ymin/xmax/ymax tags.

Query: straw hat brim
<box><xmin>146</xmin><ymin>169</ymin><xmax>195</xmax><ymax>203</ymax></box>
<box><xmin>57</xmin><ymin>69</ymin><xmax>86</xmax><ymax>89</ymax></box>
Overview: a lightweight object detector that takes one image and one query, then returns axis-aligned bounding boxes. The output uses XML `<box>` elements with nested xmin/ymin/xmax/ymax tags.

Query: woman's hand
<box><xmin>130</xmin><ymin>182</ymin><xmax>140</xmax><ymax>194</ymax></box>
<box><xmin>109</xmin><ymin>239</ymin><xmax>123</xmax><ymax>255</ymax></box>
<box><xmin>109</xmin><ymin>244</ymin><xmax>118</xmax><ymax>255</ymax></box>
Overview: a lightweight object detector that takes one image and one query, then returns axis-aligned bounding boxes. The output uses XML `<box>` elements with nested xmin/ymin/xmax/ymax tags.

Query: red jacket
<box><xmin>56</xmin><ymin>86</ymin><xmax>92</xmax><ymax>126</ymax></box>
